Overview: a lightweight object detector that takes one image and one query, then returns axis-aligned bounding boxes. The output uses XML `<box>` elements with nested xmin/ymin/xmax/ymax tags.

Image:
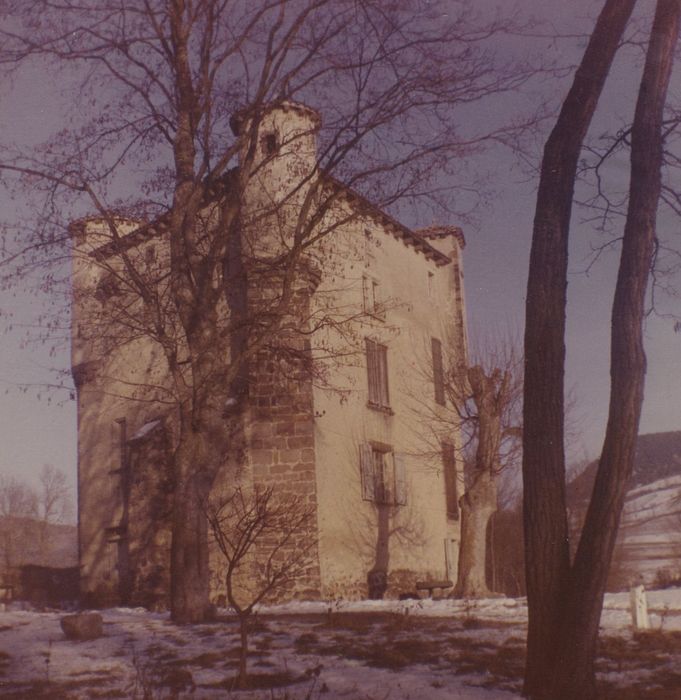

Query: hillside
<box><xmin>568</xmin><ymin>431</ymin><xmax>681</xmax><ymax>588</ymax></box>
<box><xmin>569</xmin><ymin>430</ymin><xmax>681</xmax><ymax>507</ymax></box>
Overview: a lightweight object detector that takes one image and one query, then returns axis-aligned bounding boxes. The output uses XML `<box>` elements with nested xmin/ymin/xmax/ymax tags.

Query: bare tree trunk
<box><xmin>548</xmin><ymin>3</ymin><xmax>681</xmax><ymax>697</ymax></box>
<box><xmin>455</xmin><ymin>365</ymin><xmax>505</xmax><ymax>598</ymax></box>
<box><xmin>455</xmin><ymin>470</ymin><xmax>496</xmax><ymax>597</ymax></box>
<box><xmin>522</xmin><ymin>1</ymin><xmax>636</xmax><ymax>695</ymax></box>
<box><xmin>170</xmin><ymin>437</ymin><xmax>210</xmax><ymax>624</ymax></box>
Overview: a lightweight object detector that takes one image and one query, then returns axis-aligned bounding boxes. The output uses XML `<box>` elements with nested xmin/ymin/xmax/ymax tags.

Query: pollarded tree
<box><xmin>454</xmin><ymin>362</ymin><xmax>522</xmax><ymax>598</ymax></box>
<box><xmin>522</xmin><ymin>1</ymin><xmax>681</xmax><ymax>697</ymax></box>
<box><xmin>411</xmin><ymin>331</ymin><xmax>522</xmax><ymax>598</ymax></box>
<box><xmin>0</xmin><ymin>0</ymin><xmax>538</xmax><ymax>622</ymax></box>
<box><xmin>446</xmin><ymin>337</ymin><xmax>522</xmax><ymax>599</ymax></box>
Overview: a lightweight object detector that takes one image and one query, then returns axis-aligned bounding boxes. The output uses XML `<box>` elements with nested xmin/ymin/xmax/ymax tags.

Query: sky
<box><xmin>1</xmin><ymin>0</ymin><xmax>680</xmax><ymax>508</ymax></box>
<box><xmin>461</xmin><ymin>0</ymin><xmax>681</xmax><ymax>464</ymax></box>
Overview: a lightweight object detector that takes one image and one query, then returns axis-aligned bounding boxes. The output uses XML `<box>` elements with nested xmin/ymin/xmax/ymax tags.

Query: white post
<box><xmin>629</xmin><ymin>585</ymin><xmax>650</xmax><ymax>630</ymax></box>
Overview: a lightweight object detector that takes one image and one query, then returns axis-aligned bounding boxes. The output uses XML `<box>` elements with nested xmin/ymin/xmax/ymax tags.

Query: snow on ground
<box><xmin>1</xmin><ymin>589</ymin><xmax>681</xmax><ymax>698</ymax></box>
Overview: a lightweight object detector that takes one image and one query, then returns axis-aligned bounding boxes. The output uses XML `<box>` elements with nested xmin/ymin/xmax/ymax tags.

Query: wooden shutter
<box><xmin>366</xmin><ymin>339</ymin><xmax>379</xmax><ymax>405</ymax></box>
<box><xmin>394</xmin><ymin>453</ymin><xmax>407</xmax><ymax>506</ymax></box>
<box><xmin>374</xmin><ymin>449</ymin><xmax>389</xmax><ymax>503</ymax></box>
<box><xmin>444</xmin><ymin>538</ymin><xmax>457</xmax><ymax>580</ymax></box>
<box><xmin>443</xmin><ymin>443</ymin><xmax>459</xmax><ymax>519</ymax></box>
<box><xmin>360</xmin><ymin>443</ymin><xmax>375</xmax><ymax>501</ymax></box>
<box><xmin>362</xmin><ymin>276</ymin><xmax>371</xmax><ymax>314</ymax></box>
<box><xmin>432</xmin><ymin>337</ymin><xmax>445</xmax><ymax>405</ymax></box>
<box><xmin>378</xmin><ymin>343</ymin><xmax>389</xmax><ymax>407</ymax></box>
<box><xmin>362</xmin><ymin>276</ymin><xmax>383</xmax><ymax>316</ymax></box>
<box><xmin>372</xmin><ymin>279</ymin><xmax>383</xmax><ymax>316</ymax></box>
<box><xmin>366</xmin><ymin>339</ymin><xmax>390</xmax><ymax>408</ymax></box>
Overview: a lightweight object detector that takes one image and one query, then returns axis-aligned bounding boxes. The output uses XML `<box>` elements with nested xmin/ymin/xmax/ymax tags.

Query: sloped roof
<box><xmin>323</xmin><ymin>176</ymin><xmax>454</xmax><ymax>266</ymax></box>
<box><xmin>75</xmin><ymin>170</ymin><xmax>457</xmax><ymax>268</ymax></box>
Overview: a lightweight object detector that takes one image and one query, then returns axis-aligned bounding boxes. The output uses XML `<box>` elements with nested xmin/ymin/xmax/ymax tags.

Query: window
<box><xmin>366</xmin><ymin>338</ymin><xmax>390</xmax><ymax>410</ymax></box>
<box><xmin>444</xmin><ymin>537</ymin><xmax>458</xmax><ymax>580</ymax></box>
<box><xmin>94</xmin><ymin>273</ymin><xmax>120</xmax><ymax>303</ymax></box>
<box><xmin>427</xmin><ymin>270</ymin><xmax>435</xmax><ymax>297</ymax></box>
<box><xmin>364</xmin><ymin>228</ymin><xmax>377</xmax><ymax>265</ymax></box>
<box><xmin>442</xmin><ymin>442</ymin><xmax>459</xmax><ymax>520</ymax></box>
<box><xmin>432</xmin><ymin>337</ymin><xmax>446</xmax><ymax>405</ymax></box>
<box><xmin>362</xmin><ymin>275</ymin><xmax>383</xmax><ymax>318</ymax></box>
<box><xmin>261</xmin><ymin>131</ymin><xmax>278</xmax><ymax>157</ymax></box>
<box><xmin>360</xmin><ymin>443</ymin><xmax>407</xmax><ymax>505</ymax></box>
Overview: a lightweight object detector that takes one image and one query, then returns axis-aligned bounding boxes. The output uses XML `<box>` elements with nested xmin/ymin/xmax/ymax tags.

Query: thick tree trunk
<box><xmin>170</xmin><ymin>437</ymin><xmax>211</xmax><ymax>624</ymax></box>
<box><xmin>170</xmin><ymin>394</ymin><xmax>240</xmax><ymax>622</ymax></box>
<box><xmin>455</xmin><ymin>365</ymin><xmax>506</xmax><ymax>597</ymax></box>
<box><xmin>455</xmin><ymin>469</ymin><xmax>496</xmax><ymax>598</ymax></box>
<box><xmin>522</xmin><ymin>2</ymin><xmax>636</xmax><ymax>695</ymax></box>
<box><xmin>548</xmin><ymin>3</ymin><xmax>680</xmax><ymax>698</ymax></box>
<box><xmin>455</xmin><ymin>366</ymin><xmax>505</xmax><ymax>597</ymax></box>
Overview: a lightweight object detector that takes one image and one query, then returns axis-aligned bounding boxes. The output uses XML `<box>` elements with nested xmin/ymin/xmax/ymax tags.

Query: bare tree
<box><xmin>0</xmin><ymin>467</ymin><xmax>72</xmax><ymax>580</ymax></box>
<box><xmin>0</xmin><ymin>475</ymin><xmax>38</xmax><ymax>580</ymax></box>
<box><xmin>447</xmin><ymin>336</ymin><xmax>522</xmax><ymax>598</ymax></box>
<box><xmin>0</xmin><ymin>1</ymin><xmax>538</xmax><ymax>622</ymax></box>
<box><xmin>38</xmin><ymin>464</ymin><xmax>71</xmax><ymax>523</ymax></box>
<box><xmin>37</xmin><ymin>464</ymin><xmax>72</xmax><ymax>553</ymax></box>
<box><xmin>409</xmin><ymin>330</ymin><xmax>522</xmax><ymax>598</ymax></box>
<box><xmin>206</xmin><ymin>486</ymin><xmax>314</xmax><ymax>689</ymax></box>
<box><xmin>454</xmin><ymin>366</ymin><xmax>521</xmax><ymax>598</ymax></box>
<box><xmin>522</xmin><ymin>1</ymin><xmax>681</xmax><ymax>697</ymax></box>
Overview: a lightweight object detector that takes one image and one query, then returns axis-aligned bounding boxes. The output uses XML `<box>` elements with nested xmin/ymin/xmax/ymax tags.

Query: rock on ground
<box><xmin>60</xmin><ymin>612</ymin><xmax>103</xmax><ymax>641</ymax></box>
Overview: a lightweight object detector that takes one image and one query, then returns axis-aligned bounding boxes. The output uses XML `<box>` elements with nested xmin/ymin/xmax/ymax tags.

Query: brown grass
<box><xmin>200</xmin><ymin>670</ymin><xmax>299</xmax><ymax>692</ymax></box>
<box><xmin>595</xmin><ymin>631</ymin><xmax>681</xmax><ymax>699</ymax></box>
<box><xmin>185</xmin><ymin>651</ymin><xmax>228</xmax><ymax>668</ymax></box>
<box><xmin>0</xmin><ymin>678</ymin><xmax>129</xmax><ymax>699</ymax></box>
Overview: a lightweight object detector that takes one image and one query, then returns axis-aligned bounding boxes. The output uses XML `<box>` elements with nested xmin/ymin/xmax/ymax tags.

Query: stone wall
<box><xmin>246</xmin><ymin>264</ymin><xmax>322</xmax><ymax>601</ymax></box>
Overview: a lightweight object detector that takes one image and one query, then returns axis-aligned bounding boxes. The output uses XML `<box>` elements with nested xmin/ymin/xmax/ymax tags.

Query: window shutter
<box><xmin>372</xmin><ymin>279</ymin><xmax>382</xmax><ymax>316</ymax></box>
<box><xmin>360</xmin><ymin>443</ymin><xmax>375</xmax><ymax>501</ymax></box>
<box><xmin>362</xmin><ymin>276</ymin><xmax>370</xmax><ymax>314</ymax></box>
<box><xmin>374</xmin><ymin>449</ymin><xmax>388</xmax><ymax>503</ymax></box>
<box><xmin>366</xmin><ymin>339</ymin><xmax>378</xmax><ymax>404</ymax></box>
<box><xmin>379</xmin><ymin>343</ymin><xmax>390</xmax><ymax>407</ymax></box>
<box><xmin>366</xmin><ymin>339</ymin><xmax>390</xmax><ymax>410</ymax></box>
<box><xmin>444</xmin><ymin>538</ymin><xmax>457</xmax><ymax>580</ymax></box>
<box><xmin>394</xmin><ymin>452</ymin><xmax>407</xmax><ymax>506</ymax></box>
<box><xmin>443</xmin><ymin>443</ymin><xmax>459</xmax><ymax>519</ymax></box>
<box><xmin>432</xmin><ymin>337</ymin><xmax>445</xmax><ymax>405</ymax></box>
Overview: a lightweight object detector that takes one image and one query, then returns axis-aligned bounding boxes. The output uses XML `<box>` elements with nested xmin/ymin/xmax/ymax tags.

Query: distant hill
<box><xmin>568</xmin><ymin>431</ymin><xmax>681</xmax><ymax>589</ymax></box>
<box><xmin>569</xmin><ymin>430</ymin><xmax>681</xmax><ymax>507</ymax></box>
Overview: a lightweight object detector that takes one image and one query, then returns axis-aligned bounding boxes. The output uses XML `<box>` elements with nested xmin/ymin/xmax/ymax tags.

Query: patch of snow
<box><xmin>2</xmin><ymin>589</ymin><xmax>681</xmax><ymax>697</ymax></box>
<box><xmin>128</xmin><ymin>419</ymin><xmax>162</xmax><ymax>442</ymax></box>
